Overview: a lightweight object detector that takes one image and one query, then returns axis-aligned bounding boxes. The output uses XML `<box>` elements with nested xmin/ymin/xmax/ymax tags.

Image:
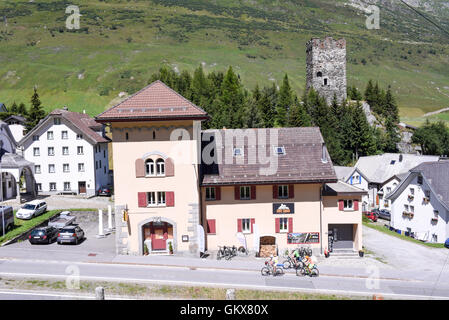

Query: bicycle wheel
<box><xmin>296</xmin><ymin>267</ymin><xmax>306</xmax><ymax>277</ymax></box>
<box><xmin>312</xmin><ymin>268</ymin><xmax>319</xmax><ymax>277</ymax></box>
<box><xmin>261</xmin><ymin>267</ymin><xmax>270</xmax><ymax>276</ymax></box>
<box><xmin>275</xmin><ymin>267</ymin><xmax>284</xmax><ymax>276</ymax></box>
<box><xmin>282</xmin><ymin>260</ymin><xmax>292</xmax><ymax>269</ymax></box>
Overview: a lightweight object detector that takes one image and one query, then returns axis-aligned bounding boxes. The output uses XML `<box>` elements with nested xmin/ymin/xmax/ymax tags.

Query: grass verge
<box><xmin>363</xmin><ymin>221</ymin><xmax>445</xmax><ymax>249</ymax></box>
<box><xmin>0</xmin><ymin>210</ymin><xmax>60</xmax><ymax>245</ymax></box>
<box><xmin>0</xmin><ymin>278</ymin><xmax>367</xmax><ymax>300</ymax></box>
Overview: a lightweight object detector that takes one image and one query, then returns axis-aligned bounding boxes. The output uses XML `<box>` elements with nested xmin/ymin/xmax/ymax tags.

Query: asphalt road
<box><xmin>0</xmin><ymin>257</ymin><xmax>448</xmax><ymax>300</ymax></box>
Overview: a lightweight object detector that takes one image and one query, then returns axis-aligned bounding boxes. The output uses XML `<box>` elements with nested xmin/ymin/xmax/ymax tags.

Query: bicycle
<box><xmin>261</xmin><ymin>261</ymin><xmax>285</xmax><ymax>276</ymax></box>
<box><xmin>217</xmin><ymin>246</ymin><xmax>227</xmax><ymax>260</ymax></box>
<box><xmin>282</xmin><ymin>254</ymin><xmax>305</xmax><ymax>270</ymax></box>
<box><xmin>295</xmin><ymin>259</ymin><xmax>319</xmax><ymax>277</ymax></box>
<box><xmin>225</xmin><ymin>245</ymin><xmax>237</xmax><ymax>260</ymax></box>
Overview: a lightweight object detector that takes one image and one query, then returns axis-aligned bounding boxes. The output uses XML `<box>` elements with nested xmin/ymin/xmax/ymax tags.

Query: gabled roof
<box><xmin>4</xmin><ymin>115</ymin><xmax>26</xmax><ymax>124</ymax></box>
<box><xmin>334</xmin><ymin>166</ymin><xmax>354</xmax><ymax>181</ymax></box>
<box><xmin>386</xmin><ymin>161</ymin><xmax>449</xmax><ymax>210</ymax></box>
<box><xmin>96</xmin><ymin>80</ymin><xmax>208</xmax><ymax>122</ymax></box>
<box><xmin>322</xmin><ymin>181</ymin><xmax>367</xmax><ymax>196</ymax></box>
<box><xmin>19</xmin><ymin>109</ymin><xmax>109</xmax><ymax>146</ymax></box>
<box><xmin>201</xmin><ymin>127</ymin><xmax>337</xmax><ymax>185</ymax></box>
<box><xmin>353</xmin><ymin>153</ymin><xmax>439</xmax><ymax>184</ymax></box>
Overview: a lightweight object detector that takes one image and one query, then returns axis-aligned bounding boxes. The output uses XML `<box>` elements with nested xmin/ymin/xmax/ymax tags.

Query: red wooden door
<box><xmin>151</xmin><ymin>223</ymin><xmax>168</xmax><ymax>250</ymax></box>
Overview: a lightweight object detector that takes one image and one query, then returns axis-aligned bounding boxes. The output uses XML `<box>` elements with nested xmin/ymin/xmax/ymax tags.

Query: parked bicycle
<box><xmin>225</xmin><ymin>245</ymin><xmax>237</xmax><ymax>260</ymax></box>
<box><xmin>217</xmin><ymin>246</ymin><xmax>228</xmax><ymax>260</ymax></box>
<box><xmin>261</xmin><ymin>260</ymin><xmax>285</xmax><ymax>276</ymax></box>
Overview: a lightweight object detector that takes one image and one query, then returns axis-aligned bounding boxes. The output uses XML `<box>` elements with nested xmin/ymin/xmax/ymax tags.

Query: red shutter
<box><xmin>215</xmin><ymin>187</ymin><xmax>221</xmax><ymax>201</ymax></box>
<box><xmin>138</xmin><ymin>192</ymin><xmax>147</xmax><ymax>207</ymax></box>
<box><xmin>135</xmin><ymin>158</ymin><xmax>145</xmax><ymax>178</ymax></box>
<box><xmin>207</xmin><ymin>219</ymin><xmax>216</xmax><ymax>234</ymax></box>
<box><xmin>165</xmin><ymin>158</ymin><xmax>174</xmax><ymax>177</ymax></box>
<box><xmin>237</xmin><ymin>219</ymin><xmax>242</xmax><ymax>232</ymax></box>
<box><xmin>251</xmin><ymin>218</ymin><xmax>255</xmax><ymax>233</ymax></box>
<box><xmin>166</xmin><ymin>192</ymin><xmax>175</xmax><ymax>207</ymax></box>
<box><xmin>250</xmin><ymin>186</ymin><xmax>256</xmax><ymax>200</ymax></box>
<box><xmin>275</xmin><ymin>218</ymin><xmax>280</xmax><ymax>233</ymax></box>
<box><xmin>338</xmin><ymin>200</ymin><xmax>344</xmax><ymax>211</ymax></box>
<box><xmin>273</xmin><ymin>185</ymin><xmax>278</xmax><ymax>199</ymax></box>
<box><xmin>289</xmin><ymin>185</ymin><xmax>294</xmax><ymax>198</ymax></box>
<box><xmin>234</xmin><ymin>186</ymin><xmax>240</xmax><ymax>200</ymax></box>
<box><xmin>354</xmin><ymin>200</ymin><xmax>359</xmax><ymax>211</ymax></box>
<box><xmin>288</xmin><ymin>218</ymin><xmax>293</xmax><ymax>233</ymax></box>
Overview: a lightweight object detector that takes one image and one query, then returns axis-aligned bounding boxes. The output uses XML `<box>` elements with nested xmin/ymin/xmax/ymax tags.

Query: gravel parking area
<box><xmin>3</xmin><ymin>195</ymin><xmax>113</xmax><ymax>211</ymax></box>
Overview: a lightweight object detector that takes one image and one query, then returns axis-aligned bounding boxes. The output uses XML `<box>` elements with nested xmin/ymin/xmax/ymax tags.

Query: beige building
<box><xmin>97</xmin><ymin>81</ymin><xmax>366</xmax><ymax>256</ymax></box>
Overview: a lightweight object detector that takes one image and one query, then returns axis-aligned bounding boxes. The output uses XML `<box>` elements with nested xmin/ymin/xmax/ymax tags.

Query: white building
<box><xmin>4</xmin><ymin>115</ymin><xmax>27</xmax><ymax>144</ymax></box>
<box><xmin>0</xmin><ymin>120</ymin><xmax>36</xmax><ymax>201</ymax></box>
<box><xmin>19</xmin><ymin>108</ymin><xmax>110</xmax><ymax>197</ymax></box>
<box><xmin>339</xmin><ymin>154</ymin><xmax>439</xmax><ymax>211</ymax></box>
<box><xmin>386</xmin><ymin>161</ymin><xmax>449</xmax><ymax>243</ymax></box>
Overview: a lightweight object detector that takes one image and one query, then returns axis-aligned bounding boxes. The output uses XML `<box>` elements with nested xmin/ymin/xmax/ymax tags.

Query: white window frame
<box><xmin>278</xmin><ymin>185</ymin><xmax>289</xmax><ymax>199</ymax></box>
<box><xmin>49</xmin><ymin>182</ymin><xmax>56</xmax><ymax>191</ymax></box>
<box><xmin>47</xmin><ymin>131</ymin><xmax>54</xmax><ymax>140</ymax></box>
<box><xmin>61</xmin><ymin>131</ymin><xmax>68</xmax><ymax>139</ymax></box>
<box><xmin>242</xmin><ymin>218</ymin><xmax>251</xmax><ymax>234</ymax></box>
<box><xmin>48</xmin><ymin>164</ymin><xmax>55</xmax><ymax>173</ymax></box>
<box><xmin>145</xmin><ymin>159</ymin><xmax>155</xmax><ymax>176</ymax></box>
<box><xmin>147</xmin><ymin>192</ymin><xmax>156</xmax><ymax>206</ymax></box>
<box><xmin>404</xmin><ymin>204</ymin><xmax>409</xmax><ymax>212</ymax></box>
<box><xmin>63</xmin><ymin>182</ymin><xmax>71</xmax><ymax>191</ymax></box>
<box><xmin>32</xmin><ymin>135</ymin><xmax>39</xmax><ymax>141</ymax></box>
<box><xmin>156</xmin><ymin>159</ymin><xmax>165</xmax><ymax>176</ymax></box>
<box><xmin>78</xmin><ymin>163</ymin><xmax>85</xmax><ymax>172</ymax></box>
<box><xmin>54</xmin><ymin>118</ymin><xmax>61</xmax><ymax>125</ymax></box>
<box><xmin>35</xmin><ymin>165</ymin><xmax>41</xmax><ymax>174</ymax></box>
<box><xmin>205</xmin><ymin>187</ymin><xmax>216</xmax><ymax>201</ymax></box>
<box><xmin>63</xmin><ymin>163</ymin><xmax>70</xmax><ymax>173</ymax></box>
<box><xmin>62</xmin><ymin>146</ymin><xmax>69</xmax><ymax>155</ymax></box>
<box><xmin>157</xmin><ymin>191</ymin><xmax>166</xmax><ymax>206</ymax></box>
<box><xmin>240</xmin><ymin>186</ymin><xmax>251</xmax><ymax>200</ymax></box>
<box><xmin>279</xmin><ymin>217</ymin><xmax>289</xmax><ymax>233</ymax></box>
<box><xmin>48</xmin><ymin>147</ymin><xmax>54</xmax><ymax>156</ymax></box>
<box><xmin>36</xmin><ymin>183</ymin><xmax>42</xmax><ymax>192</ymax></box>
<box><xmin>33</xmin><ymin>147</ymin><xmax>40</xmax><ymax>156</ymax></box>
<box><xmin>343</xmin><ymin>199</ymin><xmax>353</xmax><ymax>211</ymax></box>
<box><xmin>77</xmin><ymin>146</ymin><xmax>83</xmax><ymax>155</ymax></box>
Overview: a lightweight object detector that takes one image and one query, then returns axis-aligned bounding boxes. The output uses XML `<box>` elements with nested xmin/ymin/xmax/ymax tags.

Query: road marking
<box><xmin>0</xmin><ymin>272</ymin><xmax>447</xmax><ymax>300</ymax></box>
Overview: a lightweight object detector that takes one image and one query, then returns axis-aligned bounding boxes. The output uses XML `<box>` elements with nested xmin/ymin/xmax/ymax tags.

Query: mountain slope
<box><xmin>0</xmin><ymin>0</ymin><xmax>447</xmax><ymax>125</ymax></box>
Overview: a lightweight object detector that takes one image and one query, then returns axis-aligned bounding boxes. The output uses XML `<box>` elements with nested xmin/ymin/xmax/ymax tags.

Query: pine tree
<box><xmin>17</xmin><ymin>102</ymin><xmax>28</xmax><ymax>117</ymax></box>
<box><xmin>259</xmin><ymin>84</ymin><xmax>278</xmax><ymax>128</ymax></box>
<box><xmin>287</xmin><ymin>96</ymin><xmax>311</xmax><ymax>127</ymax></box>
<box><xmin>27</xmin><ymin>87</ymin><xmax>46</xmax><ymax>131</ymax></box>
<box><xmin>10</xmin><ymin>101</ymin><xmax>18</xmax><ymax>114</ymax></box>
<box><xmin>384</xmin><ymin>85</ymin><xmax>399</xmax><ymax>123</ymax></box>
<box><xmin>243</xmin><ymin>85</ymin><xmax>263</xmax><ymax>128</ymax></box>
<box><xmin>274</xmin><ymin>74</ymin><xmax>292</xmax><ymax>127</ymax></box>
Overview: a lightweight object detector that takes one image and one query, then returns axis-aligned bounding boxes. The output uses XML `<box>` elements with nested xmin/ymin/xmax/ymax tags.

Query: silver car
<box><xmin>16</xmin><ymin>200</ymin><xmax>47</xmax><ymax>220</ymax></box>
<box><xmin>57</xmin><ymin>225</ymin><xmax>85</xmax><ymax>245</ymax></box>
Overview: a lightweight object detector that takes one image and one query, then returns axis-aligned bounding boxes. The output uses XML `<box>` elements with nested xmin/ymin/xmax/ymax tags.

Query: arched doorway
<box><xmin>141</xmin><ymin>220</ymin><xmax>174</xmax><ymax>254</ymax></box>
<box><xmin>258</xmin><ymin>236</ymin><xmax>276</xmax><ymax>257</ymax></box>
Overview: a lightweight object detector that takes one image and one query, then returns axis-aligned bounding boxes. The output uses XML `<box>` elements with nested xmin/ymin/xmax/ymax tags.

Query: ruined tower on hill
<box><xmin>306</xmin><ymin>37</ymin><xmax>347</xmax><ymax>105</ymax></box>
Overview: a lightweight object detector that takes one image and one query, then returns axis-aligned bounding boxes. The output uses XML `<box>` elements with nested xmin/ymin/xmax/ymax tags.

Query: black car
<box><xmin>378</xmin><ymin>209</ymin><xmax>391</xmax><ymax>221</ymax></box>
<box><xmin>97</xmin><ymin>186</ymin><xmax>111</xmax><ymax>196</ymax></box>
<box><xmin>28</xmin><ymin>226</ymin><xmax>58</xmax><ymax>244</ymax></box>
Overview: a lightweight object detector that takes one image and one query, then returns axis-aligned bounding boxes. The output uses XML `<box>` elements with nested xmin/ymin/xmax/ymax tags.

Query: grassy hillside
<box><xmin>0</xmin><ymin>0</ymin><xmax>448</xmax><ymax>125</ymax></box>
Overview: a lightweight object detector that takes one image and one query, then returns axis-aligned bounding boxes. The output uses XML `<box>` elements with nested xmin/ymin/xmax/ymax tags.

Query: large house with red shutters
<box><xmin>96</xmin><ymin>80</ymin><xmax>366</xmax><ymax>257</ymax></box>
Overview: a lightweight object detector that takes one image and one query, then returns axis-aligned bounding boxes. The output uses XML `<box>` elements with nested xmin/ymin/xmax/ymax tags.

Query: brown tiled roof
<box><xmin>96</xmin><ymin>80</ymin><xmax>208</xmax><ymax>122</ymax></box>
<box><xmin>20</xmin><ymin>109</ymin><xmax>109</xmax><ymax>145</ymax></box>
<box><xmin>201</xmin><ymin>127</ymin><xmax>337</xmax><ymax>185</ymax></box>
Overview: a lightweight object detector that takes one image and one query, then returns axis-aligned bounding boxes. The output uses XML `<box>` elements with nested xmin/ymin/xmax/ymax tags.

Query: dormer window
<box><xmin>233</xmin><ymin>148</ymin><xmax>243</xmax><ymax>157</ymax></box>
<box><xmin>54</xmin><ymin>118</ymin><xmax>61</xmax><ymax>125</ymax></box>
<box><xmin>274</xmin><ymin>146</ymin><xmax>285</xmax><ymax>155</ymax></box>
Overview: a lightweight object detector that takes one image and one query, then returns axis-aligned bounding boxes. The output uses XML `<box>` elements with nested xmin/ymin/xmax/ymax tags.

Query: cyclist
<box><xmin>292</xmin><ymin>249</ymin><xmax>301</xmax><ymax>268</ymax></box>
<box><xmin>304</xmin><ymin>255</ymin><xmax>315</xmax><ymax>273</ymax></box>
<box><xmin>268</xmin><ymin>254</ymin><xmax>279</xmax><ymax>275</ymax></box>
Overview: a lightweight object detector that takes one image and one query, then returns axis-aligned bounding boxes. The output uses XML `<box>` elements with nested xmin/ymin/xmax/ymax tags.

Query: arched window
<box><xmin>316</xmin><ymin>71</ymin><xmax>323</xmax><ymax>77</ymax></box>
<box><xmin>145</xmin><ymin>159</ymin><xmax>155</xmax><ymax>176</ymax></box>
<box><xmin>324</xmin><ymin>78</ymin><xmax>328</xmax><ymax>86</ymax></box>
<box><xmin>156</xmin><ymin>159</ymin><xmax>165</xmax><ymax>176</ymax></box>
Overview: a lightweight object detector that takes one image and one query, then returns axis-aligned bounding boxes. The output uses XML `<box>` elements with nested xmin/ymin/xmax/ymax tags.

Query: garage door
<box><xmin>329</xmin><ymin>224</ymin><xmax>354</xmax><ymax>249</ymax></box>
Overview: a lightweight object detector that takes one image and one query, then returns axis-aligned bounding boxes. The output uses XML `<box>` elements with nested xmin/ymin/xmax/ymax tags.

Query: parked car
<box><xmin>28</xmin><ymin>226</ymin><xmax>58</xmax><ymax>244</ymax></box>
<box><xmin>57</xmin><ymin>225</ymin><xmax>85</xmax><ymax>245</ymax></box>
<box><xmin>364</xmin><ymin>211</ymin><xmax>378</xmax><ymax>222</ymax></box>
<box><xmin>378</xmin><ymin>209</ymin><xmax>391</xmax><ymax>221</ymax></box>
<box><xmin>0</xmin><ymin>206</ymin><xmax>14</xmax><ymax>235</ymax></box>
<box><xmin>97</xmin><ymin>186</ymin><xmax>111</xmax><ymax>197</ymax></box>
<box><xmin>16</xmin><ymin>200</ymin><xmax>47</xmax><ymax>220</ymax></box>
<box><xmin>445</xmin><ymin>238</ymin><xmax>449</xmax><ymax>249</ymax></box>
<box><xmin>48</xmin><ymin>211</ymin><xmax>76</xmax><ymax>229</ymax></box>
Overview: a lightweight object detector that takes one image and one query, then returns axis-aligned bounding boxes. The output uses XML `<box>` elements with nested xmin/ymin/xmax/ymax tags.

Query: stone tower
<box><xmin>306</xmin><ymin>37</ymin><xmax>347</xmax><ymax>105</ymax></box>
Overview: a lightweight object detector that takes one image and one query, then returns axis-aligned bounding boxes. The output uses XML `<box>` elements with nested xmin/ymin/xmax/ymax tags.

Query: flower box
<box><xmin>431</xmin><ymin>218</ymin><xmax>438</xmax><ymax>224</ymax></box>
